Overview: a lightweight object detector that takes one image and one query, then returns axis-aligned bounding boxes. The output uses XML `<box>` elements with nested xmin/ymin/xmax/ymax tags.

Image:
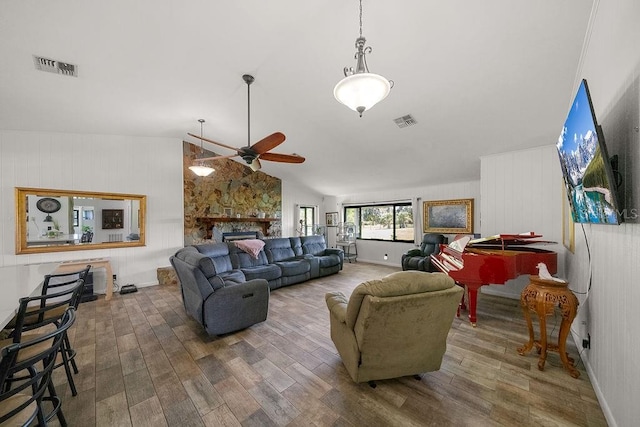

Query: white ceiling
<box><xmin>0</xmin><ymin>0</ymin><xmax>593</xmax><ymax>196</ymax></box>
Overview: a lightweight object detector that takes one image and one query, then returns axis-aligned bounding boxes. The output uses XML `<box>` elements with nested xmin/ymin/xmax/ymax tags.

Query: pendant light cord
<box><xmin>247</xmin><ymin>80</ymin><xmax>251</xmax><ymax>148</ymax></box>
<box><xmin>359</xmin><ymin>0</ymin><xmax>363</xmax><ymax>37</ymax></box>
<box><xmin>198</xmin><ymin>119</ymin><xmax>205</xmax><ymax>155</ymax></box>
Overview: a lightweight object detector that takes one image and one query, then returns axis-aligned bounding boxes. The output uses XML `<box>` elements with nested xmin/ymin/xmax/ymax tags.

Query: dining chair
<box><xmin>0</xmin><ymin>308</ymin><xmax>76</xmax><ymax>426</ymax></box>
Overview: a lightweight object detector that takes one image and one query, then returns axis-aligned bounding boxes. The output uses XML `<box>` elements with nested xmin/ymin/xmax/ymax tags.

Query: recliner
<box><xmin>401</xmin><ymin>233</ymin><xmax>447</xmax><ymax>272</ymax></box>
<box><xmin>325</xmin><ymin>271</ymin><xmax>462</xmax><ymax>385</ymax></box>
<box><xmin>170</xmin><ymin>246</ymin><xmax>270</xmax><ymax>336</ymax></box>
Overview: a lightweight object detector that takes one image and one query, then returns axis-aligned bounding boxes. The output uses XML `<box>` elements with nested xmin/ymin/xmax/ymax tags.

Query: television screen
<box><xmin>556</xmin><ymin>79</ymin><xmax>621</xmax><ymax>224</ymax></box>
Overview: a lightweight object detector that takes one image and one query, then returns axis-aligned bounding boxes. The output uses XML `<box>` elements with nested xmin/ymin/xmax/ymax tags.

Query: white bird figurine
<box><xmin>537</xmin><ymin>262</ymin><xmax>566</xmax><ymax>282</ymax></box>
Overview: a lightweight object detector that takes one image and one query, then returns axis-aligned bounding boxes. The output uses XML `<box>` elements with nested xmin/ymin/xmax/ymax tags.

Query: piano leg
<box><xmin>466</xmin><ymin>286</ymin><xmax>480</xmax><ymax>327</ymax></box>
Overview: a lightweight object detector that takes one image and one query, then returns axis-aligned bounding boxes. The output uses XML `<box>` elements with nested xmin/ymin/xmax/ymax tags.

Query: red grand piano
<box><xmin>430</xmin><ymin>233</ymin><xmax>557</xmax><ymax>326</ymax></box>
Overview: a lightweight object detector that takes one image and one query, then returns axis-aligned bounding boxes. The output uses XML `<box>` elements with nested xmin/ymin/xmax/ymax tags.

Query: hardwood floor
<box><xmin>52</xmin><ymin>262</ymin><xmax>608</xmax><ymax>426</ymax></box>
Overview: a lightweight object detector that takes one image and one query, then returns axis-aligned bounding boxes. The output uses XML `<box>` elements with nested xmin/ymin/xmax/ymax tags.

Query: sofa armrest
<box><xmin>201</xmin><ymin>278</ymin><xmax>270</xmax><ymax>335</ymax></box>
<box><xmin>325</xmin><ymin>291</ymin><xmax>348</xmax><ymax>323</ymax></box>
<box><xmin>405</xmin><ymin>248</ymin><xmax>423</xmax><ymax>257</ymax></box>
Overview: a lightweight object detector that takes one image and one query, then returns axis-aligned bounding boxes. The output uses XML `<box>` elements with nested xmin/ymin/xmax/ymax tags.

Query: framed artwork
<box><xmin>223</xmin><ymin>207</ymin><xmax>233</xmax><ymax>218</ymax></box>
<box><xmin>326</xmin><ymin>212</ymin><xmax>338</xmax><ymax>227</ymax></box>
<box><xmin>562</xmin><ymin>184</ymin><xmax>575</xmax><ymax>253</ymax></box>
<box><xmin>423</xmin><ymin>198</ymin><xmax>474</xmax><ymax>234</ymax></box>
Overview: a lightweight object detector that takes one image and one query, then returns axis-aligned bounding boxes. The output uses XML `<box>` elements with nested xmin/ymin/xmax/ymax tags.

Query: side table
<box><xmin>517</xmin><ymin>275</ymin><xmax>580</xmax><ymax>378</ymax></box>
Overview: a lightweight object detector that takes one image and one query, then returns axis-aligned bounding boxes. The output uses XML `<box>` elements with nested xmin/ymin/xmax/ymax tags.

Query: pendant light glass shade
<box><xmin>334</xmin><ymin>72</ymin><xmax>391</xmax><ymax>116</ymax></box>
<box><xmin>189</xmin><ymin>163</ymin><xmax>215</xmax><ymax>177</ymax></box>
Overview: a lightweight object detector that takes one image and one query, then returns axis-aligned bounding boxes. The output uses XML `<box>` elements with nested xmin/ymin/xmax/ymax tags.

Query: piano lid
<box><xmin>468</xmin><ymin>232</ymin><xmax>555</xmax><ymax>248</ymax></box>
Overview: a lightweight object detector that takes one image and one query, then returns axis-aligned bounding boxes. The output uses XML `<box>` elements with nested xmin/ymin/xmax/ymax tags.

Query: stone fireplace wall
<box><xmin>183</xmin><ymin>142</ymin><xmax>282</xmax><ymax>244</ymax></box>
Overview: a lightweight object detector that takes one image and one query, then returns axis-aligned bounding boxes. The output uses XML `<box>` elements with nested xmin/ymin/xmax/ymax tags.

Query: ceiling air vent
<box><xmin>393</xmin><ymin>114</ymin><xmax>417</xmax><ymax>128</ymax></box>
<box><xmin>33</xmin><ymin>55</ymin><xmax>78</xmax><ymax>77</ymax></box>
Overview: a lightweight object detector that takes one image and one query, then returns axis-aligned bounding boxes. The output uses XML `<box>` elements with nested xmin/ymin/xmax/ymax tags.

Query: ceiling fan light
<box><xmin>334</xmin><ymin>72</ymin><xmax>391</xmax><ymax>116</ymax></box>
<box><xmin>249</xmin><ymin>158</ymin><xmax>261</xmax><ymax>172</ymax></box>
<box><xmin>189</xmin><ymin>163</ymin><xmax>215</xmax><ymax>177</ymax></box>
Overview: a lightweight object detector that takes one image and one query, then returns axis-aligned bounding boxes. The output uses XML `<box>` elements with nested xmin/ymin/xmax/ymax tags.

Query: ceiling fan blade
<box><xmin>250</xmin><ymin>132</ymin><xmax>286</xmax><ymax>154</ymax></box>
<box><xmin>198</xmin><ymin>153</ymin><xmax>239</xmax><ymax>161</ymax></box>
<box><xmin>187</xmin><ymin>133</ymin><xmax>240</xmax><ymax>152</ymax></box>
<box><xmin>259</xmin><ymin>152</ymin><xmax>305</xmax><ymax>163</ymax></box>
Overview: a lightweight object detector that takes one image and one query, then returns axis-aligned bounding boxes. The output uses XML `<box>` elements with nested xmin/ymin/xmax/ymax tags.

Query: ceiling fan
<box><xmin>188</xmin><ymin>74</ymin><xmax>305</xmax><ymax>172</ymax></box>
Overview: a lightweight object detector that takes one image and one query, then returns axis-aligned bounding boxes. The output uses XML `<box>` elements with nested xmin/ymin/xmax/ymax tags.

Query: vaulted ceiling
<box><xmin>0</xmin><ymin>0</ymin><xmax>593</xmax><ymax>195</ymax></box>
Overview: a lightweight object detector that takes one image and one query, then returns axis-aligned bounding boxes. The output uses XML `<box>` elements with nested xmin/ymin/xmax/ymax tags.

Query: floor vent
<box><xmin>393</xmin><ymin>114</ymin><xmax>417</xmax><ymax>128</ymax></box>
<box><xmin>33</xmin><ymin>55</ymin><xmax>78</xmax><ymax>77</ymax></box>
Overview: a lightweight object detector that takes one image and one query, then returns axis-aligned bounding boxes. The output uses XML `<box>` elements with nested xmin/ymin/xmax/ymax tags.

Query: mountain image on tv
<box><xmin>556</xmin><ymin>80</ymin><xmax>619</xmax><ymax>224</ymax></box>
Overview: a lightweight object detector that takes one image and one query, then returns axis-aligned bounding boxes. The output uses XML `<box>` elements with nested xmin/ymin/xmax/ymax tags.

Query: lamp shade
<box><xmin>334</xmin><ymin>72</ymin><xmax>391</xmax><ymax>115</ymax></box>
<box><xmin>188</xmin><ymin>164</ymin><xmax>215</xmax><ymax>177</ymax></box>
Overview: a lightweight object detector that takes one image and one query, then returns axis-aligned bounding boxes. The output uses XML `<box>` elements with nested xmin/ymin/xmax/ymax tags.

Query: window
<box><xmin>298</xmin><ymin>206</ymin><xmax>315</xmax><ymax>236</ymax></box>
<box><xmin>344</xmin><ymin>202</ymin><xmax>413</xmax><ymax>242</ymax></box>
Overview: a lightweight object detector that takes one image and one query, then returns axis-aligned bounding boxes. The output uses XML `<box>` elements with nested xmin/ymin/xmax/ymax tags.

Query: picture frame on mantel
<box><xmin>326</xmin><ymin>212</ymin><xmax>338</xmax><ymax>227</ymax></box>
<box><xmin>423</xmin><ymin>198</ymin><xmax>474</xmax><ymax>234</ymax></box>
<box><xmin>223</xmin><ymin>207</ymin><xmax>233</xmax><ymax>218</ymax></box>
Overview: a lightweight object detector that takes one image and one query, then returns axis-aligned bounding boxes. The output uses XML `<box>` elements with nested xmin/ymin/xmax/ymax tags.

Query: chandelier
<box><xmin>189</xmin><ymin>119</ymin><xmax>215</xmax><ymax>177</ymax></box>
<box><xmin>334</xmin><ymin>0</ymin><xmax>392</xmax><ymax>117</ymax></box>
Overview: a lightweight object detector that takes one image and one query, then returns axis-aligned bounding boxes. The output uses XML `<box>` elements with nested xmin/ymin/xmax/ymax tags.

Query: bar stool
<box><xmin>0</xmin><ymin>308</ymin><xmax>76</xmax><ymax>426</ymax></box>
<box><xmin>1</xmin><ymin>268</ymin><xmax>88</xmax><ymax>397</ymax></box>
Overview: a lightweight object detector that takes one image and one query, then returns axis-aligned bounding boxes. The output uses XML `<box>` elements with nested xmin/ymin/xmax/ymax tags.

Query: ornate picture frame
<box><xmin>423</xmin><ymin>198</ymin><xmax>474</xmax><ymax>234</ymax></box>
<box><xmin>326</xmin><ymin>212</ymin><xmax>338</xmax><ymax>227</ymax></box>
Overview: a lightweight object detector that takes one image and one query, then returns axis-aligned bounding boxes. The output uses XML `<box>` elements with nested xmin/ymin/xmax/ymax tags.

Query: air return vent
<box><xmin>33</xmin><ymin>55</ymin><xmax>78</xmax><ymax>77</ymax></box>
<box><xmin>393</xmin><ymin>114</ymin><xmax>417</xmax><ymax>128</ymax></box>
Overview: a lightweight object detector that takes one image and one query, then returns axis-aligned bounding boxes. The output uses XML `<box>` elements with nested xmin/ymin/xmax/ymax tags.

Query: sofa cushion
<box><xmin>264</xmin><ymin>238</ymin><xmax>297</xmax><ymax>262</ymax></box>
<box><xmin>242</xmin><ymin>264</ymin><xmax>282</xmax><ymax>282</ymax></box>
<box><xmin>289</xmin><ymin>237</ymin><xmax>303</xmax><ymax>257</ymax></box>
<box><xmin>300</xmin><ymin>235</ymin><xmax>327</xmax><ymax>256</ymax></box>
<box><xmin>276</xmin><ymin>260</ymin><xmax>310</xmax><ymax>276</ymax></box>
<box><xmin>193</xmin><ymin>243</ymin><xmax>235</xmax><ymax>275</ymax></box>
<box><xmin>317</xmin><ymin>255</ymin><xmax>340</xmax><ymax>268</ymax></box>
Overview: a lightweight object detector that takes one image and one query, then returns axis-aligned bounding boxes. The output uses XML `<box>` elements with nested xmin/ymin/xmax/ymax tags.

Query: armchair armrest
<box><xmin>405</xmin><ymin>248</ymin><xmax>423</xmax><ymax>257</ymax></box>
<box><xmin>325</xmin><ymin>291</ymin><xmax>348</xmax><ymax>323</ymax></box>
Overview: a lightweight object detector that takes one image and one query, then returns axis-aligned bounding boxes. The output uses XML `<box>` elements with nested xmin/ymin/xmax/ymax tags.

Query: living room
<box><xmin>1</xmin><ymin>1</ymin><xmax>638</xmax><ymax>426</ymax></box>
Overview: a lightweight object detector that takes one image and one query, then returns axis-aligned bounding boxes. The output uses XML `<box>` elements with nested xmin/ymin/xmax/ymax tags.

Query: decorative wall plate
<box><xmin>36</xmin><ymin>197</ymin><xmax>61</xmax><ymax>213</ymax></box>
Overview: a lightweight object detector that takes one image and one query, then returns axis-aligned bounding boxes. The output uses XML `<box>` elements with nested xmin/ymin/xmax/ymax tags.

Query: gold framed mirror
<box><xmin>15</xmin><ymin>187</ymin><xmax>146</xmax><ymax>254</ymax></box>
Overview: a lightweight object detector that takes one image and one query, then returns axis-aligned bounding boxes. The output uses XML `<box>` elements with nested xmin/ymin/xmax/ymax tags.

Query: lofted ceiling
<box><xmin>0</xmin><ymin>0</ymin><xmax>594</xmax><ymax>196</ymax></box>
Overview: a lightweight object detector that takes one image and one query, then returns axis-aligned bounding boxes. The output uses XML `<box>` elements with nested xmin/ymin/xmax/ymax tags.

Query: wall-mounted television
<box><xmin>556</xmin><ymin>79</ymin><xmax>621</xmax><ymax>224</ymax></box>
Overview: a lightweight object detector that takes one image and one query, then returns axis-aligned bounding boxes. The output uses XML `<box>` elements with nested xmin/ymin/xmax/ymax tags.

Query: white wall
<box><xmin>480</xmin><ymin>2</ymin><xmax>640</xmax><ymax>424</ymax></box>
<box><xmin>480</xmin><ymin>145</ymin><xmax>566</xmax><ymax>298</ymax></box>
<box><xmin>0</xmin><ymin>130</ymin><xmax>184</xmax><ymax>291</ymax></box>
<box><xmin>333</xmin><ymin>180</ymin><xmax>480</xmax><ymax>266</ymax></box>
<box><xmin>564</xmin><ymin>1</ymin><xmax>640</xmax><ymax>426</ymax></box>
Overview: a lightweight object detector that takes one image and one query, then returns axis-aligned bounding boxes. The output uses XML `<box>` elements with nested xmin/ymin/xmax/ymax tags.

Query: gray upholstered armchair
<box><xmin>170</xmin><ymin>246</ymin><xmax>270</xmax><ymax>335</ymax></box>
<box><xmin>401</xmin><ymin>233</ymin><xmax>448</xmax><ymax>272</ymax></box>
<box><xmin>325</xmin><ymin>271</ymin><xmax>462</xmax><ymax>385</ymax></box>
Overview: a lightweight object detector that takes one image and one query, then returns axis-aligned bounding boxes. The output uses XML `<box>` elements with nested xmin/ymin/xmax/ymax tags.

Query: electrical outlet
<box><xmin>113</xmin><ymin>274</ymin><xmax>117</xmax><ymax>281</ymax></box>
<box><xmin>383</xmin><ymin>254</ymin><xmax>388</xmax><ymax>260</ymax></box>
<box><xmin>582</xmin><ymin>333</ymin><xmax>591</xmax><ymax>349</ymax></box>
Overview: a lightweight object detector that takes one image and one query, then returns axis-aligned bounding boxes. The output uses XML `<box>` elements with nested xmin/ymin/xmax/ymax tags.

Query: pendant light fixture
<box><xmin>189</xmin><ymin>119</ymin><xmax>215</xmax><ymax>177</ymax></box>
<box><xmin>334</xmin><ymin>0</ymin><xmax>392</xmax><ymax>117</ymax></box>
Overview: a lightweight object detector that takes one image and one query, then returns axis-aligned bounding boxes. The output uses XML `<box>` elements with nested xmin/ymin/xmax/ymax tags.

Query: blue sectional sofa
<box><xmin>170</xmin><ymin>235</ymin><xmax>343</xmax><ymax>335</ymax></box>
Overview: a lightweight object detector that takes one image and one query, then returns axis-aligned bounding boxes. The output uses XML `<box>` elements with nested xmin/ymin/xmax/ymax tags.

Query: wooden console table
<box><xmin>55</xmin><ymin>257</ymin><xmax>114</xmax><ymax>301</ymax></box>
<box><xmin>517</xmin><ymin>275</ymin><xmax>580</xmax><ymax>378</ymax></box>
<box><xmin>198</xmin><ymin>217</ymin><xmax>280</xmax><ymax>238</ymax></box>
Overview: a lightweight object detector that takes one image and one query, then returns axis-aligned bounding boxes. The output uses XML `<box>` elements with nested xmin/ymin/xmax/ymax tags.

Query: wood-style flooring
<box><xmin>52</xmin><ymin>262</ymin><xmax>608</xmax><ymax>426</ymax></box>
